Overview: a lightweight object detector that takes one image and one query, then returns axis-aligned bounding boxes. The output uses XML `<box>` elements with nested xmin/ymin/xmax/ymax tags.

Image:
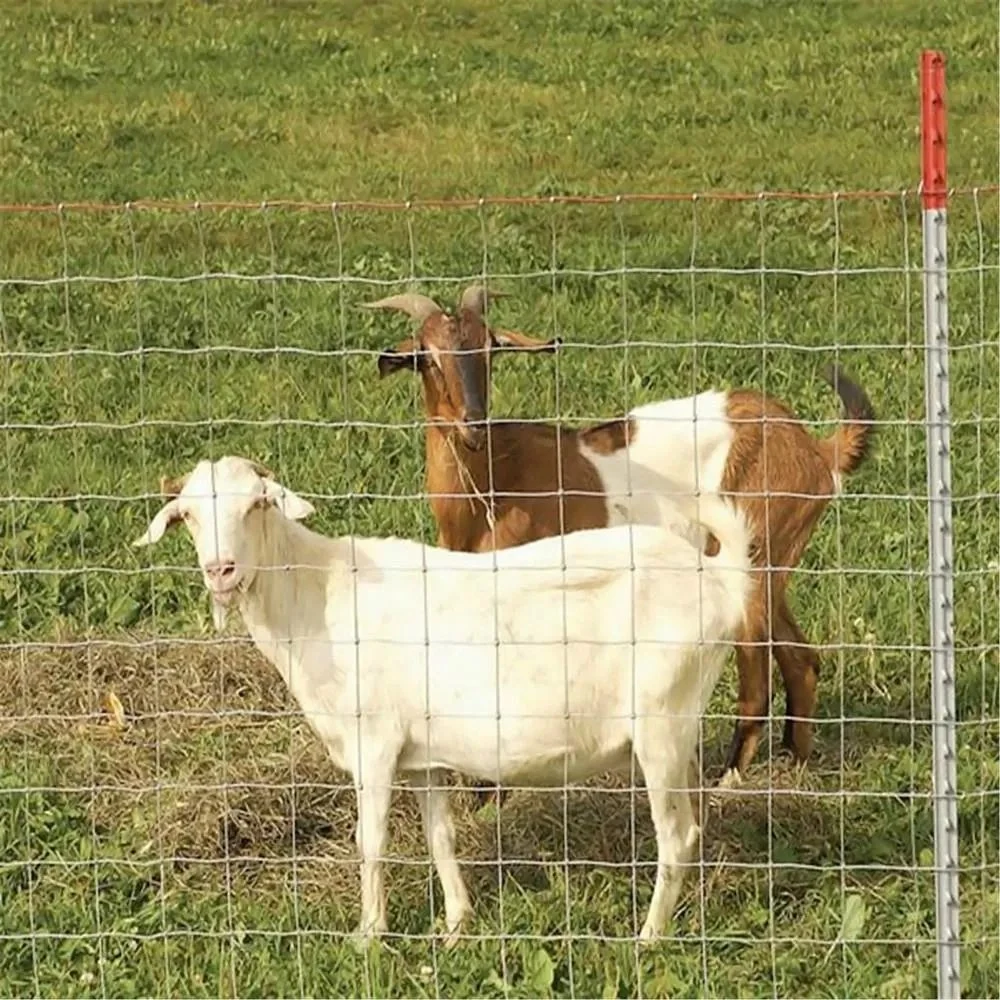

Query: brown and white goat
<box><xmin>369</xmin><ymin>285</ymin><xmax>876</xmax><ymax>798</ymax></box>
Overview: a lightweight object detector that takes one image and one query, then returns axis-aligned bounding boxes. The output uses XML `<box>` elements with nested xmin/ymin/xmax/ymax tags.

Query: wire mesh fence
<box><xmin>0</xmin><ymin>188</ymin><xmax>997</xmax><ymax>998</ymax></box>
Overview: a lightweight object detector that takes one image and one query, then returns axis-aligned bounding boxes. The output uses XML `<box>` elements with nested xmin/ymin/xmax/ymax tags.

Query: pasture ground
<box><xmin>0</xmin><ymin>1</ymin><xmax>998</xmax><ymax>996</ymax></box>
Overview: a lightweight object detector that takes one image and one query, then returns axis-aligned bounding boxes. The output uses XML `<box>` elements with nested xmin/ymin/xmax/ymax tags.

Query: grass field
<box><xmin>0</xmin><ymin>1</ymin><xmax>998</xmax><ymax>996</ymax></box>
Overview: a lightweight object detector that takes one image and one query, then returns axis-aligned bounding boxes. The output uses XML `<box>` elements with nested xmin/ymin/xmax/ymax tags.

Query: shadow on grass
<box><xmin>0</xmin><ymin>636</ymin><xmax>964</xmax><ymax>903</ymax></box>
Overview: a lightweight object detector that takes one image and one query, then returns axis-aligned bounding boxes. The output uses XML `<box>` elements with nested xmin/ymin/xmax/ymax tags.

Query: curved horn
<box><xmin>362</xmin><ymin>293</ymin><xmax>443</xmax><ymax>324</ymax></box>
<box><xmin>458</xmin><ymin>284</ymin><xmax>506</xmax><ymax>317</ymax></box>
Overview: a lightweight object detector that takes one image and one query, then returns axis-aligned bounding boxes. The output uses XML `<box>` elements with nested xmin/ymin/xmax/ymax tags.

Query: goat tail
<box><xmin>817</xmin><ymin>364</ymin><xmax>876</xmax><ymax>476</ymax></box>
<box><xmin>672</xmin><ymin>490</ymin><xmax>754</xmax><ymax>634</ymax></box>
<box><xmin>655</xmin><ymin>489</ymin><xmax>752</xmax><ymax>575</ymax></box>
<box><xmin>691</xmin><ymin>493</ymin><xmax>752</xmax><ymax>571</ymax></box>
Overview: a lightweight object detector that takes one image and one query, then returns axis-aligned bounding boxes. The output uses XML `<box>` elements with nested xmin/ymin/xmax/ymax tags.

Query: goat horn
<box><xmin>458</xmin><ymin>284</ymin><xmax>506</xmax><ymax>317</ymax></box>
<box><xmin>361</xmin><ymin>293</ymin><xmax>443</xmax><ymax>324</ymax></box>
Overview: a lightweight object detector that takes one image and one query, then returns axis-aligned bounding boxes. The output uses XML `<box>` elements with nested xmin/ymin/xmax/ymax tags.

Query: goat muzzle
<box><xmin>204</xmin><ymin>560</ymin><xmax>240</xmax><ymax>604</ymax></box>
<box><xmin>458</xmin><ymin>418</ymin><xmax>487</xmax><ymax>451</ymax></box>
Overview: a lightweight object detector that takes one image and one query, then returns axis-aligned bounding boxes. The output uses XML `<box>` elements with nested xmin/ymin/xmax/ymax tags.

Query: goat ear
<box><xmin>490</xmin><ymin>328</ymin><xmax>560</xmax><ymax>354</ymax></box>
<box><xmin>261</xmin><ymin>478</ymin><xmax>315</xmax><ymax>521</ymax></box>
<box><xmin>377</xmin><ymin>338</ymin><xmax>422</xmax><ymax>378</ymax></box>
<box><xmin>133</xmin><ymin>499</ymin><xmax>182</xmax><ymax>548</ymax></box>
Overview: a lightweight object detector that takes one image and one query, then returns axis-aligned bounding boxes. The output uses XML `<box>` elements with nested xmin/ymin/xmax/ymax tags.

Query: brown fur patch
<box><xmin>721</xmin><ymin>390</ymin><xmax>838</xmax><ymax>570</ymax></box>
<box><xmin>703</xmin><ymin>532</ymin><xmax>720</xmax><ymax>557</ymax></box>
<box><xmin>720</xmin><ymin>388</ymin><xmax>844</xmax><ymax>776</ymax></box>
<box><xmin>578</xmin><ymin>417</ymin><xmax>636</xmax><ymax>456</ymax></box>
<box><xmin>425</xmin><ymin>421</ymin><xmax>610</xmax><ymax>555</ymax></box>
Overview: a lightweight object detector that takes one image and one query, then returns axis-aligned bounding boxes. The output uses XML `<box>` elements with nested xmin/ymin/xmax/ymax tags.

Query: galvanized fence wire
<box><xmin>0</xmin><ymin>188</ymin><xmax>997</xmax><ymax>998</ymax></box>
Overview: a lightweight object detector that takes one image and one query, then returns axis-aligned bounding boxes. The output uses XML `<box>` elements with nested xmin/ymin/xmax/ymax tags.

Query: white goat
<box><xmin>133</xmin><ymin>456</ymin><xmax>752</xmax><ymax>945</ymax></box>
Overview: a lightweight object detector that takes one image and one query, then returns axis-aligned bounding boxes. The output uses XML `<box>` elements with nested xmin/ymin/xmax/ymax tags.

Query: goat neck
<box><xmin>236</xmin><ymin>511</ymin><xmax>345</xmax><ymax>686</ymax></box>
<box><xmin>420</xmin><ymin>375</ymin><xmax>497</xmax><ymax>549</ymax></box>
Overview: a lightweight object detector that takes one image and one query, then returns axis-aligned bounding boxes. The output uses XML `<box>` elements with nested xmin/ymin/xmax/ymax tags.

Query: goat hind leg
<box><xmin>772</xmin><ymin>600</ymin><xmax>820</xmax><ymax>763</ymax></box>
<box><xmin>721</xmin><ymin>632</ymin><xmax>771</xmax><ymax>782</ymax></box>
<box><xmin>637</xmin><ymin>764</ymin><xmax>699</xmax><ymax>942</ymax></box>
<box><xmin>409</xmin><ymin>769</ymin><xmax>472</xmax><ymax>946</ymax></box>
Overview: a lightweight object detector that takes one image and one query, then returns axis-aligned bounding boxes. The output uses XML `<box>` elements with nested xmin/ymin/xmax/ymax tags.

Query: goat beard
<box><xmin>211</xmin><ymin>595</ymin><xmax>230</xmax><ymax>632</ymax></box>
<box><xmin>209</xmin><ymin>576</ymin><xmax>250</xmax><ymax>632</ymax></box>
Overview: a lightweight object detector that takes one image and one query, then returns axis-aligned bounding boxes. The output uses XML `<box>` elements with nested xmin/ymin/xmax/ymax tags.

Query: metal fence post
<box><xmin>920</xmin><ymin>48</ymin><xmax>961</xmax><ymax>1000</ymax></box>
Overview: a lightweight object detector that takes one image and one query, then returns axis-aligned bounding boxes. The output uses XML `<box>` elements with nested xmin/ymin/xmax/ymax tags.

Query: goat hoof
<box><xmin>781</xmin><ymin>712</ymin><xmax>814</xmax><ymax>756</ymax></box>
<box><xmin>710</xmin><ymin>768</ymin><xmax>743</xmax><ymax>807</ymax></box>
<box><xmin>442</xmin><ymin>916</ymin><xmax>469</xmax><ymax>949</ymax></box>
<box><xmin>351</xmin><ymin>922</ymin><xmax>387</xmax><ymax>952</ymax></box>
<box><xmin>351</xmin><ymin>934</ymin><xmax>376</xmax><ymax>953</ymax></box>
<box><xmin>638</xmin><ymin>922</ymin><xmax>663</xmax><ymax>946</ymax></box>
<box><xmin>717</xmin><ymin>767</ymin><xmax>743</xmax><ymax>789</ymax></box>
<box><xmin>781</xmin><ymin>729</ymin><xmax>813</xmax><ymax>763</ymax></box>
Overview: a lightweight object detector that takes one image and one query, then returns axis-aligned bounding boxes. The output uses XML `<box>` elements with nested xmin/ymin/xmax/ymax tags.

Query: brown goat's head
<box><xmin>368</xmin><ymin>284</ymin><xmax>557</xmax><ymax>452</ymax></box>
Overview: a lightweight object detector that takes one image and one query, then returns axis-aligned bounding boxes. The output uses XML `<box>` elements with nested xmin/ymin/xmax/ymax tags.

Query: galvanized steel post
<box><xmin>920</xmin><ymin>48</ymin><xmax>961</xmax><ymax>1000</ymax></box>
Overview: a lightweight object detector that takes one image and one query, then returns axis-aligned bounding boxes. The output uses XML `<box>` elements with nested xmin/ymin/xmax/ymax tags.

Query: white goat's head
<box><xmin>132</xmin><ymin>456</ymin><xmax>314</xmax><ymax>623</ymax></box>
<box><xmin>366</xmin><ymin>284</ymin><xmax>558</xmax><ymax>451</ymax></box>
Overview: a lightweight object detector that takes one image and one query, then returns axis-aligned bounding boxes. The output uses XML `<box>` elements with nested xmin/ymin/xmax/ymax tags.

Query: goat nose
<box><xmin>462</xmin><ymin>431</ymin><xmax>486</xmax><ymax>453</ymax></box>
<box><xmin>205</xmin><ymin>560</ymin><xmax>236</xmax><ymax>581</ymax></box>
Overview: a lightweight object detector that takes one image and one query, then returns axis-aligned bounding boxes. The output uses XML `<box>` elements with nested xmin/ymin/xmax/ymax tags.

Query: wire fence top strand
<box><xmin>1</xmin><ymin>185</ymin><xmax>998</xmax><ymax>216</ymax></box>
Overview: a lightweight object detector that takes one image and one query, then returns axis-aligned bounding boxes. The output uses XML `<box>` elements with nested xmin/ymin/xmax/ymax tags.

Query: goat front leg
<box><xmin>353</xmin><ymin>764</ymin><xmax>395</xmax><ymax>944</ymax></box>
<box><xmin>635</xmin><ymin>751</ymin><xmax>700</xmax><ymax>942</ymax></box>
<box><xmin>772</xmin><ymin>595</ymin><xmax>820</xmax><ymax>763</ymax></box>
<box><xmin>408</xmin><ymin>769</ymin><xmax>472</xmax><ymax>946</ymax></box>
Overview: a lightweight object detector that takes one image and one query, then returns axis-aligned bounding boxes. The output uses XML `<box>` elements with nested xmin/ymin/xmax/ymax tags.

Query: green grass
<box><xmin>0</xmin><ymin>0</ymin><xmax>998</xmax><ymax>997</ymax></box>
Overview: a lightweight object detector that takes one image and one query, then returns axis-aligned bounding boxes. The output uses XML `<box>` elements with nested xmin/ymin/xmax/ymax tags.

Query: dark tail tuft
<box><xmin>819</xmin><ymin>364</ymin><xmax>876</xmax><ymax>476</ymax></box>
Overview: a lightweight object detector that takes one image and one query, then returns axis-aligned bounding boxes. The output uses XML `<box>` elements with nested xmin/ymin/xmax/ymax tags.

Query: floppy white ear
<box><xmin>261</xmin><ymin>478</ymin><xmax>315</xmax><ymax>521</ymax></box>
<box><xmin>132</xmin><ymin>499</ymin><xmax>182</xmax><ymax>548</ymax></box>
